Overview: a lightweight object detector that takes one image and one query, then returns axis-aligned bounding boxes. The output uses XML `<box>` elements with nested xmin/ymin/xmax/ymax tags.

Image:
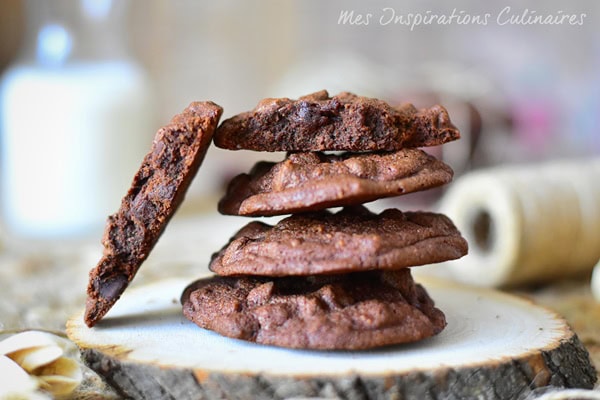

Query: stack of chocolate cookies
<box><xmin>181</xmin><ymin>91</ymin><xmax>468</xmax><ymax>350</ymax></box>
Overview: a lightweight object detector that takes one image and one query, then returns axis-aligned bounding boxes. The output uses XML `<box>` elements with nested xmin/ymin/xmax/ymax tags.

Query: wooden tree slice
<box><xmin>66</xmin><ymin>276</ymin><xmax>597</xmax><ymax>400</ymax></box>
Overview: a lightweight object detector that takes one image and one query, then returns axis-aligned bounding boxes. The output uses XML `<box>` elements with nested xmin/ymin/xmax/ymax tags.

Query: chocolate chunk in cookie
<box><xmin>181</xmin><ymin>269</ymin><xmax>446</xmax><ymax>350</ymax></box>
<box><xmin>214</xmin><ymin>90</ymin><xmax>460</xmax><ymax>152</ymax></box>
<box><xmin>209</xmin><ymin>206</ymin><xmax>468</xmax><ymax>276</ymax></box>
<box><xmin>218</xmin><ymin>149</ymin><xmax>453</xmax><ymax>217</ymax></box>
<box><xmin>85</xmin><ymin>101</ymin><xmax>223</xmax><ymax>328</ymax></box>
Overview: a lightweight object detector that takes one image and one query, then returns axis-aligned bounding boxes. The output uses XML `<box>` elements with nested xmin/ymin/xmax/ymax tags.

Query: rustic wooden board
<box><xmin>67</xmin><ymin>276</ymin><xmax>597</xmax><ymax>400</ymax></box>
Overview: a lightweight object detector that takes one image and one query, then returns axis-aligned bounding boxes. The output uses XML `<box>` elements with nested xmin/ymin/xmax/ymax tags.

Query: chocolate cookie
<box><xmin>218</xmin><ymin>149</ymin><xmax>453</xmax><ymax>216</ymax></box>
<box><xmin>181</xmin><ymin>269</ymin><xmax>446</xmax><ymax>350</ymax></box>
<box><xmin>214</xmin><ymin>90</ymin><xmax>460</xmax><ymax>152</ymax></box>
<box><xmin>85</xmin><ymin>101</ymin><xmax>223</xmax><ymax>328</ymax></box>
<box><xmin>209</xmin><ymin>206</ymin><xmax>468</xmax><ymax>276</ymax></box>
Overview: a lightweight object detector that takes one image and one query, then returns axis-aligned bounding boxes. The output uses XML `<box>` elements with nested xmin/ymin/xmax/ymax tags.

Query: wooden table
<box><xmin>1</xmin><ymin>212</ymin><xmax>599</xmax><ymax>399</ymax></box>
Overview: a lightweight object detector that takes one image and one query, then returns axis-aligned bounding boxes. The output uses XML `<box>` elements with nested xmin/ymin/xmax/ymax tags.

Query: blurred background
<box><xmin>0</xmin><ymin>0</ymin><xmax>598</xmax><ymax>240</ymax></box>
<box><xmin>0</xmin><ymin>0</ymin><xmax>600</xmax><ymax>398</ymax></box>
<box><xmin>1</xmin><ymin>4</ymin><xmax>600</xmax><ymax>392</ymax></box>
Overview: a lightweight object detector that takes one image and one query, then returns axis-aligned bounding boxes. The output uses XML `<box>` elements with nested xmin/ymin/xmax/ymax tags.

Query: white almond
<box><xmin>0</xmin><ymin>331</ymin><xmax>60</xmax><ymax>356</ymax></box>
<box><xmin>0</xmin><ymin>355</ymin><xmax>40</xmax><ymax>396</ymax></box>
<box><xmin>0</xmin><ymin>331</ymin><xmax>82</xmax><ymax>396</ymax></box>
<box><xmin>36</xmin><ymin>357</ymin><xmax>82</xmax><ymax>395</ymax></box>
<box><xmin>8</xmin><ymin>346</ymin><xmax>63</xmax><ymax>372</ymax></box>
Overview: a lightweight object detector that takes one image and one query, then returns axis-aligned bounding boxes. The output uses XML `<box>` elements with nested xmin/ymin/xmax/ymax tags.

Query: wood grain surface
<box><xmin>1</xmin><ymin>210</ymin><xmax>599</xmax><ymax>398</ymax></box>
<box><xmin>67</xmin><ymin>277</ymin><xmax>596</xmax><ymax>399</ymax></box>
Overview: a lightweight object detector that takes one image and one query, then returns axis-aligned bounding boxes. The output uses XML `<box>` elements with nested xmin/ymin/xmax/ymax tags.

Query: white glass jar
<box><xmin>0</xmin><ymin>0</ymin><xmax>155</xmax><ymax>239</ymax></box>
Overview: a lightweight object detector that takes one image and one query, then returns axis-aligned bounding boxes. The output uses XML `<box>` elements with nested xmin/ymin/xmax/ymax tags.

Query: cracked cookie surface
<box><xmin>85</xmin><ymin>101</ymin><xmax>223</xmax><ymax>328</ymax></box>
<box><xmin>209</xmin><ymin>205</ymin><xmax>468</xmax><ymax>276</ymax></box>
<box><xmin>218</xmin><ymin>149</ymin><xmax>453</xmax><ymax>216</ymax></box>
<box><xmin>181</xmin><ymin>269</ymin><xmax>446</xmax><ymax>350</ymax></box>
<box><xmin>214</xmin><ymin>90</ymin><xmax>460</xmax><ymax>152</ymax></box>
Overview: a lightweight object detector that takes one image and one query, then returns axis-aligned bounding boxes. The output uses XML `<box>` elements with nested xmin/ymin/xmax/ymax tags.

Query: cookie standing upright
<box><xmin>85</xmin><ymin>102</ymin><xmax>223</xmax><ymax>328</ymax></box>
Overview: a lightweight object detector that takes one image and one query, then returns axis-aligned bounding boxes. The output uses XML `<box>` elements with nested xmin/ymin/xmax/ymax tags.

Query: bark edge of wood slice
<box><xmin>66</xmin><ymin>276</ymin><xmax>598</xmax><ymax>400</ymax></box>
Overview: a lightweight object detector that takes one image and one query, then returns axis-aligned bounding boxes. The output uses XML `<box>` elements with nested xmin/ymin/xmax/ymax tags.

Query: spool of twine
<box><xmin>438</xmin><ymin>158</ymin><xmax>600</xmax><ymax>287</ymax></box>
